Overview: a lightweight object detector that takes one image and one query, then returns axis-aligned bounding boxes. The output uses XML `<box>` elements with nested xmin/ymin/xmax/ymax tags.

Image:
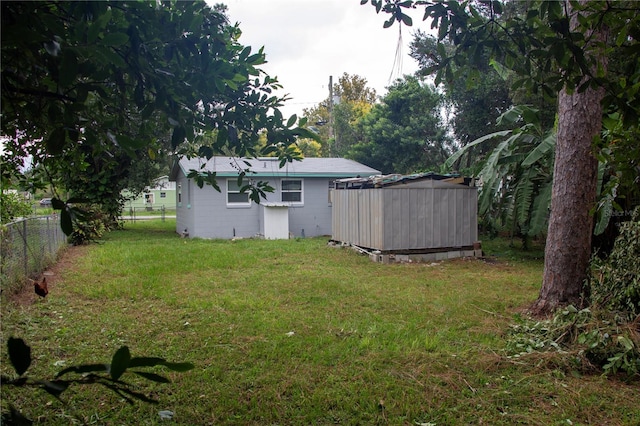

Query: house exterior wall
<box><xmin>188</xmin><ymin>178</ymin><xmax>260</xmax><ymax>239</ymax></box>
<box><xmin>175</xmin><ymin>176</ymin><xmax>336</xmax><ymax>239</ymax></box>
<box><xmin>175</xmin><ymin>173</ymin><xmax>194</xmax><ymax>236</ymax></box>
<box><xmin>286</xmin><ymin>178</ymin><xmax>333</xmax><ymax>237</ymax></box>
<box><xmin>332</xmin><ymin>185</ymin><xmax>478</xmax><ymax>251</ymax></box>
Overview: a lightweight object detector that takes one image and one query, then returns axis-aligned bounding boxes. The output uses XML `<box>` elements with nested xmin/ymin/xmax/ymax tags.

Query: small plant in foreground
<box><xmin>1</xmin><ymin>337</ymin><xmax>194</xmax><ymax>424</ymax></box>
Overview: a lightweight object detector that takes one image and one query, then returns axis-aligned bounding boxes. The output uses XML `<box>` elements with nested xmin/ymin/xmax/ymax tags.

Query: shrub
<box><xmin>68</xmin><ymin>204</ymin><xmax>108</xmax><ymax>245</ymax></box>
<box><xmin>0</xmin><ymin>191</ymin><xmax>33</xmax><ymax>223</ymax></box>
<box><xmin>588</xmin><ymin>207</ymin><xmax>640</xmax><ymax>321</ymax></box>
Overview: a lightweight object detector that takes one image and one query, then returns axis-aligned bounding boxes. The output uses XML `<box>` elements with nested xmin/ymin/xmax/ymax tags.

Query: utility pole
<box><xmin>328</xmin><ymin>75</ymin><xmax>334</xmax><ymax>145</ymax></box>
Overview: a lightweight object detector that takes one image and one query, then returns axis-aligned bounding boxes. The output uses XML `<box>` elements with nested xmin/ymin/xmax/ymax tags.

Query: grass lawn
<box><xmin>2</xmin><ymin>220</ymin><xmax>638</xmax><ymax>425</ymax></box>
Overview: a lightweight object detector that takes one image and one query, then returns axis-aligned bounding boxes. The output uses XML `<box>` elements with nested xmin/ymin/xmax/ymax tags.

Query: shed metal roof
<box><xmin>171</xmin><ymin>156</ymin><xmax>381</xmax><ymax>179</ymax></box>
<box><xmin>334</xmin><ymin>172</ymin><xmax>475</xmax><ymax>189</ymax></box>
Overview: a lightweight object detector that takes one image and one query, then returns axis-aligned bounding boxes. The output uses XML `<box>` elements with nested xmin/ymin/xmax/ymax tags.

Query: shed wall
<box><xmin>332</xmin><ymin>186</ymin><xmax>477</xmax><ymax>251</ymax></box>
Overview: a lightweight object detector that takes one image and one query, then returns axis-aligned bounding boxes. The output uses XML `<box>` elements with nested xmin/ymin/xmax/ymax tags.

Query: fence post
<box><xmin>47</xmin><ymin>216</ymin><xmax>53</xmax><ymax>257</ymax></box>
<box><xmin>22</xmin><ymin>219</ymin><xmax>28</xmax><ymax>279</ymax></box>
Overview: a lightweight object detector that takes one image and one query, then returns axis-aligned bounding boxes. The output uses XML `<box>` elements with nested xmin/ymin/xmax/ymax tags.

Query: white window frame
<box><xmin>281</xmin><ymin>179</ymin><xmax>303</xmax><ymax>205</ymax></box>
<box><xmin>226</xmin><ymin>179</ymin><xmax>251</xmax><ymax>207</ymax></box>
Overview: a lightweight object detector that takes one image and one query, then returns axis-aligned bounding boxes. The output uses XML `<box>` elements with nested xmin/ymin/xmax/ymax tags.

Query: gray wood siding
<box><xmin>332</xmin><ymin>186</ymin><xmax>478</xmax><ymax>251</ymax></box>
<box><xmin>331</xmin><ymin>189</ymin><xmax>385</xmax><ymax>248</ymax></box>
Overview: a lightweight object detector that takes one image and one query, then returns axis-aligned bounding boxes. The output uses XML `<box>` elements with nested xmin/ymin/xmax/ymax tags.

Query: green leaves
<box><xmin>45</xmin><ymin>128</ymin><xmax>68</xmax><ymax>156</ymax></box>
<box><xmin>446</xmin><ymin>105</ymin><xmax>555</xmax><ymax>239</ymax></box>
<box><xmin>171</xmin><ymin>126</ymin><xmax>187</xmax><ymax>150</ymax></box>
<box><xmin>101</xmin><ymin>347</ymin><xmax>195</xmax><ymax>382</ymax></box>
<box><xmin>186</xmin><ymin>170</ymin><xmax>220</xmax><ymax>191</ymax></box>
<box><xmin>3</xmin><ymin>0</ymin><xmax>306</xmax><ymax>237</ymax></box>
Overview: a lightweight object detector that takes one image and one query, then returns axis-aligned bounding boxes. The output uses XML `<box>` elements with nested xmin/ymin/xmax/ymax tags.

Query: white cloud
<box><xmin>222</xmin><ymin>0</ymin><xmax>424</xmax><ymax>117</ymax></box>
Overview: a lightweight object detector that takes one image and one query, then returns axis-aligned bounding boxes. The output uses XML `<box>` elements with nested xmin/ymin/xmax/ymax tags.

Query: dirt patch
<box><xmin>6</xmin><ymin>244</ymin><xmax>90</xmax><ymax>307</ymax></box>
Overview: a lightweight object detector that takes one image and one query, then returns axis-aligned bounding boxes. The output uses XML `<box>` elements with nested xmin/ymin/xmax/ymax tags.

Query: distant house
<box><xmin>332</xmin><ymin>173</ymin><xmax>479</xmax><ymax>261</ymax></box>
<box><xmin>169</xmin><ymin>156</ymin><xmax>380</xmax><ymax>239</ymax></box>
<box><xmin>122</xmin><ymin>176</ymin><xmax>176</xmax><ymax>211</ymax></box>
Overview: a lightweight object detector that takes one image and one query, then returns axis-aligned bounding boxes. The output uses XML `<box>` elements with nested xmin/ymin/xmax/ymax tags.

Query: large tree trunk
<box><xmin>530</xmin><ymin>3</ymin><xmax>608</xmax><ymax>316</ymax></box>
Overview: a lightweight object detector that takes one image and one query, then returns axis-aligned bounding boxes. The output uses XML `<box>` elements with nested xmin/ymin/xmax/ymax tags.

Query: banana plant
<box><xmin>445</xmin><ymin>105</ymin><xmax>555</xmax><ymax>246</ymax></box>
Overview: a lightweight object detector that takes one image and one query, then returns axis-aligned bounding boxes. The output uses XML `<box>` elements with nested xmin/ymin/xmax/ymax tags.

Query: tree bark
<box><xmin>530</xmin><ymin>3</ymin><xmax>608</xmax><ymax>316</ymax></box>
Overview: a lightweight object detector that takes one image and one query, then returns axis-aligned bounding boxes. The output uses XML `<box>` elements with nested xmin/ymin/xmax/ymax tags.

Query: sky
<box><xmin>220</xmin><ymin>0</ymin><xmax>424</xmax><ymax>118</ymax></box>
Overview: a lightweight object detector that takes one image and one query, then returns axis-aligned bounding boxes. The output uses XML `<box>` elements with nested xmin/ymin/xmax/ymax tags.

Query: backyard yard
<box><xmin>1</xmin><ymin>220</ymin><xmax>638</xmax><ymax>425</ymax></box>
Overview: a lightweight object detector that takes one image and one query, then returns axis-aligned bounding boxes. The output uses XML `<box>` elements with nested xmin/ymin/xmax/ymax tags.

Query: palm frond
<box><xmin>528</xmin><ymin>180</ymin><xmax>553</xmax><ymax>237</ymax></box>
<box><xmin>444</xmin><ymin>130</ymin><xmax>511</xmax><ymax>170</ymax></box>
<box><xmin>522</xmin><ymin>131</ymin><xmax>556</xmax><ymax>167</ymax></box>
<box><xmin>515</xmin><ymin>168</ymin><xmax>536</xmax><ymax>229</ymax></box>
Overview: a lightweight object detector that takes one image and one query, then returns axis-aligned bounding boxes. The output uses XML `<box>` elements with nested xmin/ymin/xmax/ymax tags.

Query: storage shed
<box><xmin>331</xmin><ymin>173</ymin><xmax>479</xmax><ymax>261</ymax></box>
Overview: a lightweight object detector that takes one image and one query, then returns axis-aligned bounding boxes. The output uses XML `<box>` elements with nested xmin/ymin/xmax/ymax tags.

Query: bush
<box><xmin>68</xmin><ymin>204</ymin><xmax>108</xmax><ymax>245</ymax></box>
<box><xmin>588</xmin><ymin>207</ymin><xmax>640</xmax><ymax>321</ymax></box>
<box><xmin>0</xmin><ymin>191</ymin><xmax>32</xmax><ymax>223</ymax></box>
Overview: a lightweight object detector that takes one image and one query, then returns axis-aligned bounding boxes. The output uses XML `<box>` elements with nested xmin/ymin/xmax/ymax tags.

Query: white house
<box><xmin>169</xmin><ymin>156</ymin><xmax>380</xmax><ymax>239</ymax></box>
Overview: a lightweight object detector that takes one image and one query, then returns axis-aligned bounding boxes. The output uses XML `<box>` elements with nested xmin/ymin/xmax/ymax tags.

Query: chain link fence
<box><xmin>1</xmin><ymin>215</ymin><xmax>68</xmax><ymax>292</ymax></box>
<box><xmin>122</xmin><ymin>205</ymin><xmax>176</xmax><ymax>222</ymax></box>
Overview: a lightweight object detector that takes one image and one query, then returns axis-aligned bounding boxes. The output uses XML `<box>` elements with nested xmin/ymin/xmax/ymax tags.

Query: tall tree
<box><xmin>363</xmin><ymin>0</ymin><xmax>640</xmax><ymax>314</ymax></box>
<box><xmin>532</xmin><ymin>1</ymin><xmax>608</xmax><ymax>313</ymax></box>
<box><xmin>410</xmin><ymin>31</ymin><xmax>512</xmax><ymax>150</ymax></box>
<box><xmin>302</xmin><ymin>73</ymin><xmax>377</xmax><ymax>156</ymax></box>
<box><xmin>348</xmin><ymin>75</ymin><xmax>451</xmax><ymax>174</ymax></box>
<box><xmin>1</xmin><ymin>1</ymin><xmax>313</xmax><ymax>231</ymax></box>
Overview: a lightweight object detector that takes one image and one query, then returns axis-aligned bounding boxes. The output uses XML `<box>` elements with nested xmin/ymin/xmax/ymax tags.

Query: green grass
<box><xmin>2</xmin><ymin>220</ymin><xmax>638</xmax><ymax>425</ymax></box>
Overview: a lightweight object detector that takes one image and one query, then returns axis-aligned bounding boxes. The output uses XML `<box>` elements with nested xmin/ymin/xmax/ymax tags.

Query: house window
<box><xmin>227</xmin><ymin>179</ymin><xmax>250</xmax><ymax>206</ymax></box>
<box><xmin>281</xmin><ymin>179</ymin><xmax>303</xmax><ymax>203</ymax></box>
<box><xmin>160</xmin><ymin>192</ymin><xmax>166</xmax><ymax>198</ymax></box>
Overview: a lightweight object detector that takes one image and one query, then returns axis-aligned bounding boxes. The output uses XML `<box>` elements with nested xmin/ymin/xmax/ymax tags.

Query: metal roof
<box><xmin>334</xmin><ymin>172</ymin><xmax>474</xmax><ymax>189</ymax></box>
<box><xmin>171</xmin><ymin>156</ymin><xmax>381</xmax><ymax>179</ymax></box>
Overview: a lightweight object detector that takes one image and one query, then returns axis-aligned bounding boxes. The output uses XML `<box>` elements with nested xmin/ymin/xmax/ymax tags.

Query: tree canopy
<box><xmin>410</xmin><ymin>29</ymin><xmax>513</xmax><ymax>150</ymax></box>
<box><xmin>302</xmin><ymin>73</ymin><xmax>377</xmax><ymax>157</ymax></box>
<box><xmin>1</xmin><ymin>1</ymin><xmax>314</xmax><ymax>232</ymax></box>
<box><xmin>348</xmin><ymin>75</ymin><xmax>451</xmax><ymax>174</ymax></box>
